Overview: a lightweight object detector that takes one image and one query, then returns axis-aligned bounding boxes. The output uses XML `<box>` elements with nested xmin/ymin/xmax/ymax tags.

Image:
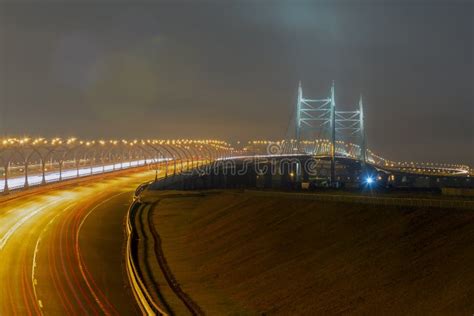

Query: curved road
<box><xmin>0</xmin><ymin>169</ymin><xmax>158</xmax><ymax>315</ymax></box>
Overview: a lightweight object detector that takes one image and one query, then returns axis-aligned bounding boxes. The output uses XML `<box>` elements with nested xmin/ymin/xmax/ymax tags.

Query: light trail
<box><xmin>0</xmin><ymin>159</ymin><xmax>168</xmax><ymax>192</ymax></box>
<box><xmin>0</xmin><ymin>197</ymin><xmax>63</xmax><ymax>250</ymax></box>
<box><xmin>0</xmin><ymin>168</ymin><xmax>160</xmax><ymax>315</ymax></box>
<box><xmin>75</xmin><ymin>192</ymin><xmax>129</xmax><ymax>316</ymax></box>
<box><xmin>0</xmin><ymin>137</ymin><xmax>233</xmax><ymax>194</ymax></box>
<box><xmin>31</xmin><ymin>203</ymin><xmax>78</xmax><ymax>316</ymax></box>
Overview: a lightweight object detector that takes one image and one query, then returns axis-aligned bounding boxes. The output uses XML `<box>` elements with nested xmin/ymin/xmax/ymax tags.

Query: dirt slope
<box><xmin>150</xmin><ymin>191</ymin><xmax>474</xmax><ymax>315</ymax></box>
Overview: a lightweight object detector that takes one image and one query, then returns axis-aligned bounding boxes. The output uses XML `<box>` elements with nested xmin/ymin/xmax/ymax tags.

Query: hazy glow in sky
<box><xmin>0</xmin><ymin>1</ymin><xmax>472</xmax><ymax>165</ymax></box>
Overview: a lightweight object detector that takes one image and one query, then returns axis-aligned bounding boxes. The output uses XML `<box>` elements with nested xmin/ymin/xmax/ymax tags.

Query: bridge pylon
<box><xmin>295</xmin><ymin>81</ymin><xmax>303</xmax><ymax>142</ymax></box>
<box><xmin>294</xmin><ymin>82</ymin><xmax>335</xmax><ymax>146</ymax></box>
<box><xmin>293</xmin><ymin>81</ymin><xmax>336</xmax><ymax>184</ymax></box>
<box><xmin>359</xmin><ymin>95</ymin><xmax>367</xmax><ymax>165</ymax></box>
<box><xmin>293</xmin><ymin>81</ymin><xmax>367</xmax><ymax>185</ymax></box>
<box><xmin>330</xmin><ymin>81</ymin><xmax>336</xmax><ymax>185</ymax></box>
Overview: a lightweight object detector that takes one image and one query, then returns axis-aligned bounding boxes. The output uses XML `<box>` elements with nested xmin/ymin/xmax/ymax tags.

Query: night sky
<box><xmin>0</xmin><ymin>1</ymin><xmax>473</xmax><ymax>165</ymax></box>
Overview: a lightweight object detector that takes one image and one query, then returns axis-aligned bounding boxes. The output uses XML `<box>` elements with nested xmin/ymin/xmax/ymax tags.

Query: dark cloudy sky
<box><xmin>0</xmin><ymin>0</ymin><xmax>473</xmax><ymax>165</ymax></box>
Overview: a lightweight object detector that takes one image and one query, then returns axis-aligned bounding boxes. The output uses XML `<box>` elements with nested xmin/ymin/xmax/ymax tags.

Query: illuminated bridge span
<box><xmin>0</xmin><ymin>138</ymin><xmax>233</xmax><ymax>193</ymax></box>
<box><xmin>250</xmin><ymin>81</ymin><xmax>471</xmax><ymax>179</ymax></box>
<box><xmin>243</xmin><ymin>139</ymin><xmax>470</xmax><ymax>177</ymax></box>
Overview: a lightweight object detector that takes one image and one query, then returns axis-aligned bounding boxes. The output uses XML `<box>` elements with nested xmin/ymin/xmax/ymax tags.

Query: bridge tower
<box><xmin>293</xmin><ymin>82</ymin><xmax>367</xmax><ymax>185</ymax></box>
<box><xmin>294</xmin><ymin>81</ymin><xmax>337</xmax><ymax>184</ymax></box>
<box><xmin>295</xmin><ymin>81</ymin><xmax>303</xmax><ymax>142</ymax></box>
<box><xmin>294</xmin><ymin>81</ymin><xmax>335</xmax><ymax>147</ymax></box>
<box><xmin>359</xmin><ymin>95</ymin><xmax>367</xmax><ymax>165</ymax></box>
<box><xmin>330</xmin><ymin>81</ymin><xmax>336</xmax><ymax>185</ymax></box>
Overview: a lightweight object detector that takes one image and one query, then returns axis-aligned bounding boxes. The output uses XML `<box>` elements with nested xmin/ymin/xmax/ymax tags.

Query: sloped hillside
<box><xmin>150</xmin><ymin>191</ymin><xmax>474</xmax><ymax>315</ymax></box>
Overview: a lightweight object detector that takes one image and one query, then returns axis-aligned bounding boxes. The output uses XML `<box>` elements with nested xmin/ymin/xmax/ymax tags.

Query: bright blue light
<box><xmin>366</xmin><ymin>176</ymin><xmax>374</xmax><ymax>184</ymax></box>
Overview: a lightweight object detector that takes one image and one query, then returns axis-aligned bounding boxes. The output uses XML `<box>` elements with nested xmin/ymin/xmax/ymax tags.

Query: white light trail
<box><xmin>0</xmin><ymin>158</ymin><xmax>170</xmax><ymax>193</ymax></box>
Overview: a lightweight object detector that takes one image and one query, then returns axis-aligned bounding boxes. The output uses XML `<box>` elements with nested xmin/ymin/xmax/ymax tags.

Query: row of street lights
<box><xmin>0</xmin><ymin>138</ymin><xmax>234</xmax><ymax>193</ymax></box>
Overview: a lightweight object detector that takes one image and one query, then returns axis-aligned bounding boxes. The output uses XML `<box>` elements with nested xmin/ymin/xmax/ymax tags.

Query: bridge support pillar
<box><xmin>359</xmin><ymin>95</ymin><xmax>367</xmax><ymax>166</ymax></box>
<box><xmin>330</xmin><ymin>80</ymin><xmax>336</xmax><ymax>186</ymax></box>
<box><xmin>295</xmin><ymin>81</ymin><xmax>302</xmax><ymax>143</ymax></box>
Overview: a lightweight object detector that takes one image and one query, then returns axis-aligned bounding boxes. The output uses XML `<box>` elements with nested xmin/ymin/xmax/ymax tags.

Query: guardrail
<box><xmin>245</xmin><ymin>190</ymin><xmax>474</xmax><ymax>210</ymax></box>
<box><xmin>125</xmin><ymin>201</ymin><xmax>168</xmax><ymax>316</ymax></box>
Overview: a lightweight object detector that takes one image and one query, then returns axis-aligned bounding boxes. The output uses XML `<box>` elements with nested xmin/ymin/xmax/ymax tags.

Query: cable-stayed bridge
<box><xmin>244</xmin><ymin>82</ymin><xmax>470</xmax><ymax>179</ymax></box>
<box><xmin>0</xmin><ymin>83</ymin><xmax>471</xmax><ymax>193</ymax></box>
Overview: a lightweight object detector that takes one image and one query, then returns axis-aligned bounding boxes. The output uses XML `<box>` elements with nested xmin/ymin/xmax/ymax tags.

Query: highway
<box><xmin>0</xmin><ymin>168</ymin><xmax>159</xmax><ymax>315</ymax></box>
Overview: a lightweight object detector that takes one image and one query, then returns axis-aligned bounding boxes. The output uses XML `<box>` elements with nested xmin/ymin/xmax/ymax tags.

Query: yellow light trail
<box><xmin>0</xmin><ymin>168</ymin><xmax>161</xmax><ymax>315</ymax></box>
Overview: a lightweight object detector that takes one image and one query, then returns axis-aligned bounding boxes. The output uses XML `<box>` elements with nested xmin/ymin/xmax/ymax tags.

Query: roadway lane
<box><xmin>0</xmin><ymin>168</ymin><xmax>159</xmax><ymax>315</ymax></box>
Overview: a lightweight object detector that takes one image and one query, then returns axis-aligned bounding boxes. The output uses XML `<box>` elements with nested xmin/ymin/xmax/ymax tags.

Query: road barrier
<box><xmin>125</xmin><ymin>201</ymin><xmax>168</xmax><ymax>316</ymax></box>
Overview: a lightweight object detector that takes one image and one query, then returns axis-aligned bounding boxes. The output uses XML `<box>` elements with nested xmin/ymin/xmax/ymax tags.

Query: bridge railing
<box><xmin>0</xmin><ymin>138</ymin><xmax>233</xmax><ymax>194</ymax></box>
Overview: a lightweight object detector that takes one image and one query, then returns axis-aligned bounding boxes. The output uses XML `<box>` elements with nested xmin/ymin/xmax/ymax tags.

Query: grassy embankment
<box><xmin>142</xmin><ymin>190</ymin><xmax>474</xmax><ymax>315</ymax></box>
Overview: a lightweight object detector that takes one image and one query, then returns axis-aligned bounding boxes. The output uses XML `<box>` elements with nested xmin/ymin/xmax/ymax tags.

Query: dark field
<box><xmin>145</xmin><ymin>190</ymin><xmax>474</xmax><ymax>315</ymax></box>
